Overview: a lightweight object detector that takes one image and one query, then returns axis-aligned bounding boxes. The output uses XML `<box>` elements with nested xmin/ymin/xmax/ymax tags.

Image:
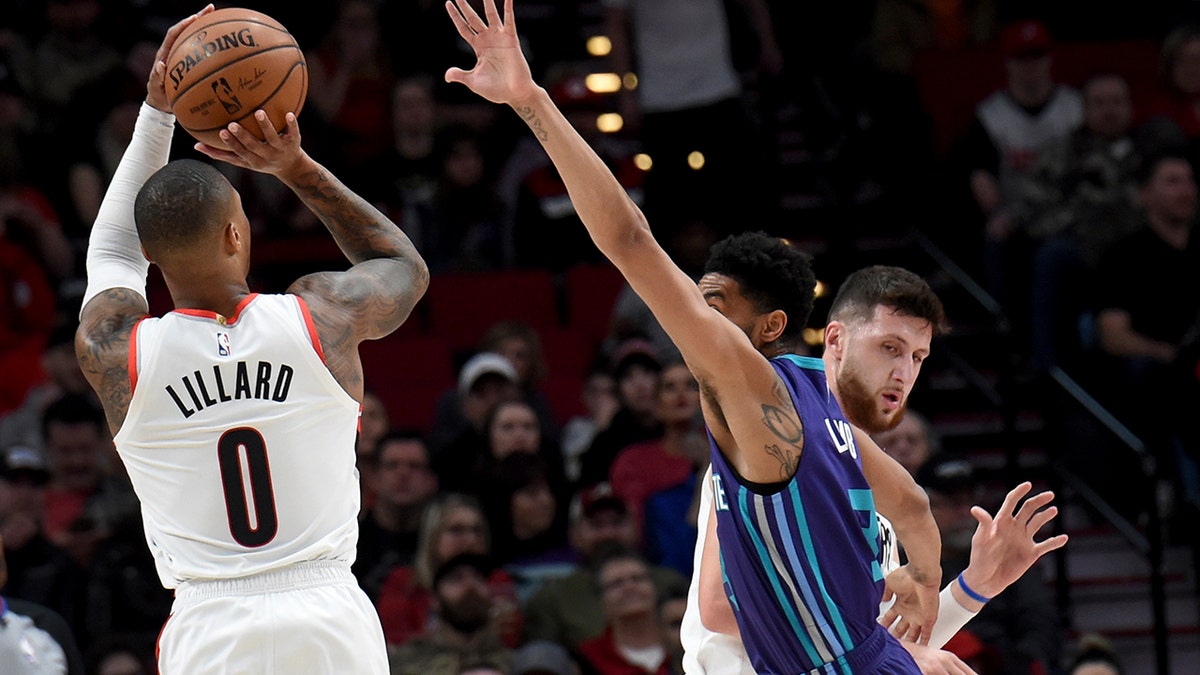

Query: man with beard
<box><xmin>683</xmin><ymin>265</ymin><xmax>1069</xmax><ymax>673</ymax></box>
<box><xmin>387</xmin><ymin>553</ymin><xmax>511</xmax><ymax>675</ymax></box>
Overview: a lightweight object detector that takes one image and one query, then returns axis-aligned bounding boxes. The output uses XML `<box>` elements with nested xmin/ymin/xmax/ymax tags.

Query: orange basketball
<box><xmin>165</xmin><ymin>8</ymin><xmax>307</xmax><ymax>147</ymax></box>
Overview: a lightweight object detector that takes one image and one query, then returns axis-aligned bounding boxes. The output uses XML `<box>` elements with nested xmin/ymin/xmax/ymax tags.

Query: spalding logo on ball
<box><xmin>166</xmin><ymin>8</ymin><xmax>307</xmax><ymax>147</ymax></box>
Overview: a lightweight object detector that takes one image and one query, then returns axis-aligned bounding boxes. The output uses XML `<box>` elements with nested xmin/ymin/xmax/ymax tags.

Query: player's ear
<box><xmin>222</xmin><ymin>221</ymin><xmax>242</xmax><ymax>254</ymax></box>
<box><xmin>824</xmin><ymin>320</ymin><xmax>846</xmax><ymax>358</ymax></box>
<box><xmin>759</xmin><ymin>309</ymin><xmax>787</xmax><ymax>344</ymax></box>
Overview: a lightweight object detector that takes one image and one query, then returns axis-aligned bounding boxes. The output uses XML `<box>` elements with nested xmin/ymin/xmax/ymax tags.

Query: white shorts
<box><xmin>158</xmin><ymin>560</ymin><xmax>388</xmax><ymax>675</ymax></box>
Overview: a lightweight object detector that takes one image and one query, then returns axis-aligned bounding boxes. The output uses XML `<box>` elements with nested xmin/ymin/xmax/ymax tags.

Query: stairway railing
<box><xmin>908</xmin><ymin>229</ymin><xmax>1171</xmax><ymax>675</ymax></box>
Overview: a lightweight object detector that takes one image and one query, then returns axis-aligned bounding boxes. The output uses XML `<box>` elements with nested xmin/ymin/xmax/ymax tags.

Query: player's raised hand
<box><xmin>881</xmin><ymin>564</ymin><xmax>940</xmax><ymax>645</ymax></box>
<box><xmin>147</xmin><ymin>4</ymin><xmax>214</xmax><ymax>112</ymax></box>
<box><xmin>444</xmin><ymin>0</ymin><xmax>539</xmax><ymax>106</ymax></box>
<box><xmin>960</xmin><ymin>482</ymin><xmax>1069</xmax><ymax>599</ymax></box>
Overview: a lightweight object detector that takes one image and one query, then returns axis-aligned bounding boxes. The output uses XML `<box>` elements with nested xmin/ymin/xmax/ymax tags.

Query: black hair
<box><xmin>703</xmin><ymin>232</ymin><xmax>816</xmax><ymax>342</ymax></box>
<box><xmin>41</xmin><ymin>393</ymin><xmax>106</xmax><ymax>439</ymax></box>
<box><xmin>134</xmin><ymin>159</ymin><xmax>233</xmax><ymax>257</ymax></box>
<box><xmin>1070</xmin><ymin>633</ymin><xmax>1123</xmax><ymax>674</ymax></box>
<box><xmin>1133</xmin><ymin>147</ymin><xmax>1193</xmax><ymax>187</ymax></box>
<box><xmin>372</xmin><ymin>430</ymin><xmax>431</xmax><ymax>466</ymax></box>
<box><xmin>827</xmin><ymin>265</ymin><xmax>948</xmax><ymax>335</ymax></box>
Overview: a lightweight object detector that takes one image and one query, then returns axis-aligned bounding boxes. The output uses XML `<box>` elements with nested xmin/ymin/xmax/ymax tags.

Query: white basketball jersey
<box><xmin>115</xmin><ymin>293</ymin><xmax>361</xmax><ymax>588</ymax></box>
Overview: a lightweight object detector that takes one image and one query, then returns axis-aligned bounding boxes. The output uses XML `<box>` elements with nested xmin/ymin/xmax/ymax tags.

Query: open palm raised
<box><xmin>444</xmin><ymin>0</ymin><xmax>539</xmax><ymax>106</ymax></box>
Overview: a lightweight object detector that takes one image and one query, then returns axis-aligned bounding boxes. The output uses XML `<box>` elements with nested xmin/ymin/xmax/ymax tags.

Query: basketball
<box><xmin>165</xmin><ymin>8</ymin><xmax>307</xmax><ymax>147</ymax></box>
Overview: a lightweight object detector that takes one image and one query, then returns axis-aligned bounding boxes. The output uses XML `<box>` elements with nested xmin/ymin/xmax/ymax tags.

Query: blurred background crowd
<box><xmin>2</xmin><ymin>0</ymin><xmax>1200</xmax><ymax>673</ymax></box>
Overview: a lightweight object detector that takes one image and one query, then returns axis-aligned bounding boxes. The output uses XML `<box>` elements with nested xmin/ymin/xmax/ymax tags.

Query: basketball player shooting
<box><xmin>74</xmin><ymin>6</ymin><xmax>427</xmax><ymax>673</ymax></box>
<box><xmin>445</xmin><ymin>1</ymin><xmax>941</xmax><ymax>672</ymax></box>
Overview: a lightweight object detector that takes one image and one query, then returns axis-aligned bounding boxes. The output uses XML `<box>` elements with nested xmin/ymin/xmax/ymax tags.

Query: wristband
<box><xmin>957</xmin><ymin>572</ymin><xmax>992</xmax><ymax>603</ymax></box>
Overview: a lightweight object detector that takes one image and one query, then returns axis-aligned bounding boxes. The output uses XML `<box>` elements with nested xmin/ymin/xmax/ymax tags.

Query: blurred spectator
<box><xmin>1068</xmin><ymin>633</ymin><xmax>1122</xmax><ymax>675</ymax></box>
<box><xmin>20</xmin><ymin>0</ymin><xmax>122</xmax><ymax>146</ymax></box>
<box><xmin>657</xmin><ymin>588</ymin><xmax>688</xmax><ymax>675</ymax></box>
<box><xmin>871</xmin><ymin>408</ymin><xmax>937</xmax><ymax>478</ymax></box>
<box><xmin>579</xmin><ymin>340</ymin><xmax>663</xmax><ymax>488</ymax></box>
<box><xmin>1</xmin><ymin>532</ymin><xmax>84</xmax><ymax>675</ymax></box>
<box><xmin>357</xmin><ymin>390</ymin><xmax>392</xmax><ymax>513</ymax></box>
<box><xmin>577</xmin><ymin>548</ymin><xmax>676</xmax><ymax>675</ymax></box>
<box><xmin>376</xmin><ymin>494</ymin><xmax>521</xmax><ymax>648</ymax></box>
<box><xmin>1093</xmin><ymin>149</ymin><xmax>1200</xmax><ymax>508</ymax></box>
<box><xmin>481</xmin><ymin>454</ymin><xmax>572</xmax><ymax>603</ymax></box>
<box><xmin>359</xmin><ymin>74</ymin><xmax>441</xmax><ymax>245</ymax></box>
<box><xmin>918</xmin><ymin>454</ymin><xmax>1062</xmax><ymax>675</ymax></box>
<box><xmin>954</xmin><ymin>19</ymin><xmax>1082</xmax><ymax>310</ymax></box>
<box><xmin>430</xmin><ymin>352</ymin><xmax>520</xmax><ymax>491</ymax></box>
<box><xmin>0</xmin><ymin>445</ymin><xmax>85</xmax><ymax>650</ymax></box>
<box><xmin>479</xmin><ymin>321</ymin><xmax>560</xmax><ymax>446</ymax></box>
<box><xmin>387</xmin><ymin>553</ymin><xmax>512</xmax><ymax>675</ymax></box>
<box><xmin>603</xmin><ymin>0</ymin><xmax>776</xmax><ymax>233</ymax></box>
<box><xmin>355</xmin><ymin>432</ymin><xmax>439</xmax><ymax>603</ymax></box>
<box><xmin>409</xmin><ymin>125</ymin><xmax>505</xmax><ymax>273</ymax></box>
<box><xmin>560</xmin><ymin>368</ymin><xmax>619</xmax><ymax>485</ymax></box>
<box><xmin>0</xmin><ymin>56</ymin><xmax>37</xmax><ymax>190</ymax></box>
<box><xmin>304</xmin><ymin>0</ymin><xmax>395</xmax><ymax>180</ymax></box>
<box><xmin>39</xmin><ymin>396</ymin><xmax>137</xmax><ymax>570</ymax></box>
<box><xmin>0</xmin><ymin>323</ymin><xmax>93</xmax><ymax>452</ymax></box>
<box><xmin>0</xmin><ymin>181</ymin><xmax>72</xmax><ymax>414</ymax></box>
<box><xmin>870</xmin><ymin>0</ymin><xmax>997</xmax><ymax>75</ymax></box>
<box><xmin>609</xmin><ymin>360</ymin><xmax>701</xmax><ymax>544</ymax></box>
<box><xmin>523</xmin><ymin>484</ymin><xmax>686</xmax><ymax>650</ymax></box>
<box><xmin>61</xmin><ymin>36</ymin><xmax>154</xmax><ymax>241</ymax></box>
<box><xmin>1144</xmin><ymin>25</ymin><xmax>1200</xmax><ymax>158</ymax></box>
<box><xmin>1010</xmin><ymin>73</ymin><xmax>1143</xmax><ymax>369</ymax></box>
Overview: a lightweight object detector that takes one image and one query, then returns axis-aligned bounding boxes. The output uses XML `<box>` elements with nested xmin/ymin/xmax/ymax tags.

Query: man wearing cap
<box><xmin>387</xmin><ymin>553</ymin><xmax>510</xmax><ymax>675</ymax></box>
<box><xmin>919</xmin><ymin>455</ymin><xmax>1061</xmax><ymax>675</ymax></box>
<box><xmin>523</xmin><ymin>483</ymin><xmax>685</xmax><ymax>650</ymax></box>
<box><xmin>957</xmin><ymin>18</ymin><xmax>1083</xmax><ymax>309</ymax></box>
<box><xmin>430</xmin><ymin>352</ymin><xmax>520</xmax><ymax>492</ymax></box>
<box><xmin>0</xmin><ymin>445</ymin><xmax>84</xmax><ymax>645</ymax></box>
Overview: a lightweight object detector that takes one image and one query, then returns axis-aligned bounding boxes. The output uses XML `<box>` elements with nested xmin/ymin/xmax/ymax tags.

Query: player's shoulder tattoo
<box><xmin>760</xmin><ymin>374</ymin><xmax>803</xmax><ymax>480</ymax></box>
<box><xmin>77</xmin><ymin>288</ymin><xmax>147</xmax><ymax>431</ymax></box>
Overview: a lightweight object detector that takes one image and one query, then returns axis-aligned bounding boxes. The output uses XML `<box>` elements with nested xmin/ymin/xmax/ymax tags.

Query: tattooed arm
<box><xmin>196</xmin><ymin>113</ymin><xmax>429</xmax><ymax>400</ymax></box>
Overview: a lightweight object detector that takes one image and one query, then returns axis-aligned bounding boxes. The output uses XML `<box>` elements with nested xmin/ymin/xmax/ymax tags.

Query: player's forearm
<box><xmin>509</xmin><ymin>88</ymin><xmax>650</xmax><ymax>258</ymax></box>
<box><xmin>279</xmin><ymin>154</ymin><xmax>427</xmax><ymax>274</ymax></box>
<box><xmin>81</xmin><ymin>102</ymin><xmax>174</xmax><ymax>311</ymax></box>
<box><xmin>887</xmin><ymin>490</ymin><xmax>942</xmax><ymax>588</ymax></box>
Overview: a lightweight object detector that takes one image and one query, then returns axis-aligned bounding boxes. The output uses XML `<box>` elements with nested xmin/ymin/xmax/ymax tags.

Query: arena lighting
<box><xmin>634</xmin><ymin>153</ymin><xmax>653</xmax><ymax>171</ymax></box>
<box><xmin>587</xmin><ymin>35</ymin><xmax>612</xmax><ymax>56</ymax></box>
<box><xmin>596</xmin><ymin>113</ymin><xmax>624</xmax><ymax>133</ymax></box>
<box><xmin>814</xmin><ymin>280</ymin><xmax>827</xmax><ymax>298</ymax></box>
<box><xmin>586</xmin><ymin>73</ymin><xmax>622</xmax><ymax>94</ymax></box>
<box><xmin>623</xmin><ymin>73</ymin><xmax>638</xmax><ymax>90</ymax></box>
<box><xmin>688</xmin><ymin>151</ymin><xmax>706</xmax><ymax>170</ymax></box>
<box><xmin>803</xmin><ymin>327</ymin><xmax>826</xmax><ymax>347</ymax></box>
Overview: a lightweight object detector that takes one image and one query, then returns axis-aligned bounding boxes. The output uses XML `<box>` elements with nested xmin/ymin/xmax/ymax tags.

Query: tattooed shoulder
<box><xmin>76</xmin><ymin>288</ymin><xmax>147</xmax><ymax>432</ymax></box>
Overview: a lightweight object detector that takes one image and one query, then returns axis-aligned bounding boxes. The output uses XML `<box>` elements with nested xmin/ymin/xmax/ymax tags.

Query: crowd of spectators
<box><xmin>2</xmin><ymin>0</ymin><xmax>1200</xmax><ymax>673</ymax></box>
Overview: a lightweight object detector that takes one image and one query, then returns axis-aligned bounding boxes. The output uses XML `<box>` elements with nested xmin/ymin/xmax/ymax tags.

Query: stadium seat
<box><xmin>426</xmin><ymin>269</ymin><xmax>560</xmax><ymax>352</ymax></box>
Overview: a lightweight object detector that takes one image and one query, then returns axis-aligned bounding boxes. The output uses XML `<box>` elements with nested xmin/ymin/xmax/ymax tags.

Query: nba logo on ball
<box><xmin>166</xmin><ymin>7</ymin><xmax>308</xmax><ymax>148</ymax></box>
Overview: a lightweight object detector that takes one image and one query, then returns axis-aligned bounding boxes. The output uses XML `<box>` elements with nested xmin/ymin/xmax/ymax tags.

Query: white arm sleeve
<box><xmin>928</xmin><ymin>583</ymin><xmax>980</xmax><ymax>650</ymax></box>
<box><xmin>80</xmin><ymin>101</ymin><xmax>175</xmax><ymax>315</ymax></box>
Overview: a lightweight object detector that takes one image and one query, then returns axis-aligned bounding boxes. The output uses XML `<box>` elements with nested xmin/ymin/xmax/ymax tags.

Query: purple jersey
<box><xmin>709</xmin><ymin>355</ymin><xmax>919</xmax><ymax>674</ymax></box>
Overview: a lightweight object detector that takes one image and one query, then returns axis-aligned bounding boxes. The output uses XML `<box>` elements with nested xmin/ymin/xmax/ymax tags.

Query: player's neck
<box><xmin>163</xmin><ymin>268</ymin><xmax>252</xmax><ymax>319</ymax></box>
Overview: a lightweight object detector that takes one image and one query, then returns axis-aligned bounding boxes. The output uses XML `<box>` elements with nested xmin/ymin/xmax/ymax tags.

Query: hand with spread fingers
<box><xmin>960</xmin><ymin>482</ymin><xmax>1069</xmax><ymax>600</ymax></box>
<box><xmin>881</xmin><ymin>564</ymin><xmax>939</xmax><ymax>645</ymax></box>
<box><xmin>443</xmin><ymin>0</ymin><xmax>539</xmax><ymax>106</ymax></box>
